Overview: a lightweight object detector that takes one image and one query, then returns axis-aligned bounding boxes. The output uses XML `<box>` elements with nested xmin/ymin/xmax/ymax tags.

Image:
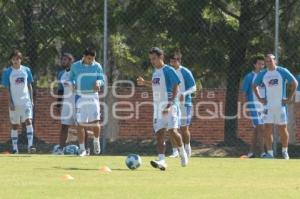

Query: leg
<box><xmin>256</xmin><ymin>124</ymin><xmax>265</xmax><ymax>156</ymax></box>
<box><xmin>264</xmin><ymin>124</ymin><xmax>274</xmax><ymax>157</ymax></box>
<box><xmin>169</xmin><ymin>128</ymin><xmax>188</xmax><ymax>167</ymax></box>
<box><xmin>77</xmin><ymin>124</ymin><xmax>86</xmax><ymax>156</ymax></box>
<box><xmin>169</xmin><ymin>133</ymin><xmax>179</xmax><ymax>157</ymax></box>
<box><xmin>11</xmin><ymin>124</ymin><xmax>19</xmax><ymax>153</ymax></box>
<box><xmin>278</xmin><ymin>124</ymin><xmax>289</xmax><ymax>159</ymax></box>
<box><xmin>181</xmin><ymin>125</ymin><xmax>192</xmax><ymax>157</ymax></box>
<box><xmin>91</xmin><ymin>121</ymin><xmax>101</xmax><ymax>154</ymax></box>
<box><xmin>156</xmin><ymin>129</ymin><xmax>166</xmax><ymax>156</ymax></box>
<box><xmin>25</xmin><ymin>119</ymin><xmax>35</xmax><ymax>153</ymax></box>
<box><xmin>59</xmin><ymin>124</ymin><xmax>69</xmax><ymax>149</ymax></box>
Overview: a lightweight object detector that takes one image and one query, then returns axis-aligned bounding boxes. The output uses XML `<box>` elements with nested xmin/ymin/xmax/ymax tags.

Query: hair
<box><xmin>252</xmin><ymin>55</ymin><xmax>264</xmax><ymax>65</ymax></box>
<box><xmin>9</xmin><ymin>50</ymin><xmax>23</xmax><ymax>60</ymax></box>
<box><xmin>266</xmin><ymin>53</ymin><xmax>276</xmax><ymax>60</ymax></box>
<box><xmin>149</xmin><ymin>47</ymin><xmax>164</xmax><ymax>57</ymax></box>
<box><xmin>170</xmin><ymin>50</ymin><xmax>182</xmax><ymax>60</ymax></box>
<box><xmin>83</xmin><ymin>47</ymin><xmax>96</xmax><ymax>57</ymax></box>
<box><xmin>62</xmin><ymin>52</ymin><xmax>74</xmax><ymax>62</ymax></box>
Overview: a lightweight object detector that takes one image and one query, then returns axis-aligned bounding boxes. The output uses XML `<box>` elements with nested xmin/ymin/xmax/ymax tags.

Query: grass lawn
<box><xmin>0</xmin><ymin>155</ymin><xmax>300</xmax><ymax>199</ymax></box>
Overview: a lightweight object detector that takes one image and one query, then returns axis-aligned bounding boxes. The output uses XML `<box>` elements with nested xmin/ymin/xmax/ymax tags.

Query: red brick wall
<box><xmin>0</xmin><ymin>88</ymin><xmax>299</xmax><ymax>145</ymax></box>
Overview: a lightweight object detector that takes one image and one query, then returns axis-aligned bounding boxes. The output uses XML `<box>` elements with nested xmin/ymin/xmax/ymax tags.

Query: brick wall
<box><xmin>0</xmin><ymin>88</ymin><xmax>299</xmax><ymax>145</ymax></box>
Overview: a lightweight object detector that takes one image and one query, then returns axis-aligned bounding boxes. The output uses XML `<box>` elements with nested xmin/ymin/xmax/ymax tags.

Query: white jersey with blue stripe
<box><xmin>152</xmin><ymin>65</ymin><xmax>181</xmax><ymax>104</ymax></box>
<box><xmin>242</xmin><ymin>71</ymin><xmax>265</xmax><ymax>109</ymax></box>
<box><xmin>58</xmin><ymin>69</ymin><xmax>73</xmax><ymax>98</ymax></box>
<box><xmin>175</xmin><ymin>66</ymin><xmax>196</xmax><ymax>107</ymax></box>
<box><xmin>70</xmin><ymin>60</ymin><xmax>104</xmax><ymax>95</ymax></box>
<box><xmin>254</xmin><ymin>66</ymin><xmax>296</xmax><ymax>109</ymax></box>
<box><xmin>1</xmin><ymin>65</ymin><xmax>33</xmax><ymax>107</ymax></box>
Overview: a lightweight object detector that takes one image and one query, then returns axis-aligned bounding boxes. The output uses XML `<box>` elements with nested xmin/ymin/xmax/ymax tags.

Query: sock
<box><xmin>11</xmin><ymin>130</ymin><xmax>18</xmax><ymax>151</ymax></box>
<box><xmin>282</xmin><ymin>147</ymin><xmax>288</xmax><ymax>153</ymax></box>
<box><xmin>184</xmin><ymin>143</ymin><xmax>191</xmax><ymax>150</ymax></box>
<box><xmin>267</xmin><ymin>150</ymin><xmax>274</xmax><ymax>156</ymax></box>
<box><xmin>178</xmin><ymin>145</ymin><xmax>185</xmax><ymax>156</ymax></box>
<box><xmin>158</xmin><ymin>154</ymin><xmax>165</xmax><ymax>161</ymax></box>
<box><xmin>93</xmin><ymin>136</ymin><xmax>100</xmax><ymax>143</ymax></box>
<box><xmin>79</xmin><ymin>144</ymin><xmax>85</xmax><ymax>151</ymax></box>
<box><xmin>172</xmin><ymin>147</ymin><xmax>178</xmax><ymax>154</ymax></box>
<box><xmin>26</xmin><ymin>125</ymin><xmax>34</xmax><ymax>148</ymax></box>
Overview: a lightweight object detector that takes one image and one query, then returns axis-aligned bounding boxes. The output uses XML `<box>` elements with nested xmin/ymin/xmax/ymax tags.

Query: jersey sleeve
<box><xmin>242</xmin><ymin>74</ymin><xmax>251</xmax><ymax>93</ymax></box>
<box><xmin>168</xmin><ymin>68</ymin><xmax>181</xmax><ymax>87</ymax></box>
<box><xmin>26</xmin><ymin>67</ymin><xmax>33</xmax><ymax>84</ymax></box>
<box><xmin>69</xmin><ymin>64</ymin><xmax>76</xmax><ymax>85</ymax></box>
<box><xmin>1</xmin><ymin>69</ymin><xmax>10</xmax><ymax>88</ymax></box>
<box><xmin>253</xmin><ymin>71</ymin><xmax>264</xmax><ymax>86</ymax></box>
<box><xmin>281</xmin><ymin>68</ymin><xmax>297</xmax><ymax>84</ymax></box>
<box><xmin>183</xmin><ymin>68</ymin><xmax>196</xmax><ymax>89</ymax></box>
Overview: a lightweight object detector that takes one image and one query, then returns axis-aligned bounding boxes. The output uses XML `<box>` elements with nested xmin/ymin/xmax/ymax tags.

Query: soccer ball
<box><xmin>125</xmin><ymin>154</ymin><xmax>142</xmax><ymax>170</ymax></box>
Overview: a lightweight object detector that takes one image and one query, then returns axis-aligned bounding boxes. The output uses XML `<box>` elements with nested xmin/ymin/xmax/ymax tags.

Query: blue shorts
<box><xmin>180</xmin><ymin>105</ymin><xmax>192</xmax><ymax>127</ymax></box>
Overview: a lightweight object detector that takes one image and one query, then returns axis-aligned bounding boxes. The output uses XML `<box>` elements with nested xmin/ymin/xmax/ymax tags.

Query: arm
<box><xmin>180</xmin><ymin>85</ymin><xmax>196</xmax><ymax>96</ymax></box>
<box><xmin>28</xmin><ymin>83</ymin><xmax>34</xmax><ymax>106</ymax></box>
<box><xmin>283</xmin><ymin>80</ymin><xmax>298</xmax><ymax>104</ymax></box>
<box><xmin>137</xmin><ymin>76</ymin><xmax>152</xmax><ymax>87</ymax></box>
<box><xmin>252</xmin><ymin>84</ymin><xmax>266</xmax><ymax>105</ymax></box>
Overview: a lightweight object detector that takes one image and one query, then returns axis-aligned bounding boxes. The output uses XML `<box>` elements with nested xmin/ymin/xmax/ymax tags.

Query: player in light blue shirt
<box><xmin>253</xmin><ymin>54</ymin><xmax>298</xmax><ymax>159</ymax></box>
<box><xmin>137</xmin><ymin>47</ymin><xmax>188</xmax><ymax>170</ymax></box>
<box><xmin>69</xmin><ymin>48</ymin><xmax>105</xmax><ymax>156</ymax></box>
<box><xmin>169</xmin><ymin>51</ymin><xmax>196</xmax><ymax>158</ymax></box>
<box><xmin>241</xmin><ymin>55</ymin><xmax>265</xmax><ymax>158</ymax></box>
<box><xmin>1</xmin><ymin>50</ymin><xmax>35</xmax><ymax>154</ymax></box>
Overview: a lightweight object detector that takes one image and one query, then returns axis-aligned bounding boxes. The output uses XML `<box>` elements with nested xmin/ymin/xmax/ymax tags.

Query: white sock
<box><xmin>178</xmin><ymin>145</ymin><xmax>185</xmax><ymax>155</ymax></box>
<box><xmin>79</xmin><ymin>144</ymin><xmax>85</xmax><ymax>151</ymax></box>
<box><xmin>158</xmin><ymin>154</ymin><xmax>165</xmax><ymax>161</ymax></box>
<box><xmin>267</xmin><ymin>150</ymin><xmax>274</xmax><ymax>156</ymax></box>
<box><xmin>26</xmin><ymin>125</ymin><xmax>34</xmax><ymax>148</ymax></box>
<box><xmin>184</xmin><ymin>143</ymin><xmax>191</xmax><ymax>150</ymax></box>
<box><xmin>93</xmin><ymin>136</ymin><xmax>99</xmax><ymax>143</ymax></box>
<box><xmin>172</xmin><ymin>147</ymin><xmax>178</xmax><ymax>154</ymax></box>
<box><xmin>282</xmin><ymin>147</ymin><xmax>288</xmax><ymax>153</ymax></box>
<box><xmin>11</xmin><ymin>130</ymin><xmax>18</xmax><ymax>150</ymax></box>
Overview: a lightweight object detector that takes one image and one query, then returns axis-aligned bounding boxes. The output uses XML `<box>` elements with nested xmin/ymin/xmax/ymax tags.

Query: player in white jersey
<box><xmin>137</xmin><ymin>47</ymin><xmax>188</xmax><ymax>170</ymax></box>
<box><xmin>253</xmin><ymin>54</ymin><xmax>298</xmax><ymax>159</ymax></box>
<box><xmin>169</xmin><ymin>51</ymin><xmax>196</xmax><ymax>158</ymax></box>
<box><xmin>241</xmin><ymin>55</ymin><xmax>265</xmax><ymax>158</ymax></box>
<box><xmin>1</xmin><ymin>50</ymin><xmax>35</xmax><ymax>154</ymax></box>
<box><xmin>54</xmin><ymin>53</ymin><xmax>75</xmax><ymax>154</ymax></box>
<box><xmin>70</xmin><ymin>48</ymin><xmax>105</xmax><ymax>156</ymax></box>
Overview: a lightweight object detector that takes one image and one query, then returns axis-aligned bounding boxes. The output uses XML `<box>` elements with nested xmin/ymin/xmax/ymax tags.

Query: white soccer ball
<box><xmin>125</xmin><ymin>154</ymin><xmax>142</xmax><ymax>170</ymax></box>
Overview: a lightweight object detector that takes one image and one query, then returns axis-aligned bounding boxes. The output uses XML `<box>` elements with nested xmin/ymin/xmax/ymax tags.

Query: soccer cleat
<box><xmin>261</xmin><ymin>153</ymin><xmax>274</xmax><ymax>159</ymax></box>
<box><xmin>180</xmin><ymin>150</ymin><xmax>189</xmax><ymax>167</ymax></box>
<box><xmin>169</xmin><ymin>151</ymin><xmax>179</xmax><ymax>158</ymax></box>
<box><xmin>93</xmin><ymin>141</ymin><xmax>101</xmax><ymax>155</ymax></box>
<box><xmin>150</xmin><ymin>160</ymin><xmax>167</xmax><ymax>171</ymax></box>
<box><xmin>28</xmin><ymin>146</ymin><xmax>36</xmax><ymax>154</ymax></box>
<box><xmin>12</xmin><ymin>149</ymin><xmax>19</xmax><ymax>154</ymax></box>
<box><xmin>79</xmin><ymin>149</ymin><xmax>87</xmax><ymax>157</ymax></box>
<box><xmin>185</xmin><ymin>145</ymin><xmax>192</xmax><ymax>157</ymax></box>
<box><xmin>282</xmin><ymin>151</ymin><xmax>290</xmax><ymax>160</ymax></box>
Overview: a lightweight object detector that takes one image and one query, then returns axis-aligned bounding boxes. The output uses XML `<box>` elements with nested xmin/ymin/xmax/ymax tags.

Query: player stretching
<box><xmin>253</xmin><ymin>54</ymin><xmax>298</xmax><ymax>159</ymax></box>
<box><xmin>70</xmin><ymin>48</ymin><xmax>104</xmax><ymax>156</ymax></box>
<box><xmin>242</xmin><ymin>55</ymin><xmax>265</xmax><ymax>158</ymax></box>
<box><xmin>137</xmin><ymin>47</ymin><xmax>188</xmax><ymax>170</ymax></box>
<box><xmin>2</xmin><ymin>50</ymin><xmax>35</xmax><ymax>154</ymax></box>
<box><xmin>169</xmin><ymin>51</ymin><xmax>196</xmax><ymax>158</ymax></box>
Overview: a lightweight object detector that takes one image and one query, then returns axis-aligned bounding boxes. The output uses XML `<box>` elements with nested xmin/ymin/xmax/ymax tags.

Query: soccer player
<box><xmin>70</xmin><ymin>47</ymin><xmax>104</xmax><ymax>156</ymax></box>
<box><xmin>169</xmin><ymin>51</ymin><xmax>196</xmax><ymax>158</ymax></box>
<box><xmin>54</xmin><ymin>53</ymin><xmax>75</xmax><ymax>154</ymax></box>
<box><xmin>137</xmin><ymin>47</ymin><xmax>188</xmax><ymax>170</ymax></box>
<box><xmin>253</xmin><ymin>54</ymin><xmax>298</xmax><ymax>159</ymax></box>
<box><xmin>2</xmin><ymin>50</ymin><xmax>35</xmax><ymax>154</ymax></box>
<box><xmin>242</xmin><ymin>55</ymin><xmax>265</xmax><ymax>158</ymax></box>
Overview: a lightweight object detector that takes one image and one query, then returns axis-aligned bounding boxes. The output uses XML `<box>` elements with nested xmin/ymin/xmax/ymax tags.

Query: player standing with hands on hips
<box><xmin>137</xmin><ymin>47</ymin><xmax>188</xmax><ymax>171</ymax></box>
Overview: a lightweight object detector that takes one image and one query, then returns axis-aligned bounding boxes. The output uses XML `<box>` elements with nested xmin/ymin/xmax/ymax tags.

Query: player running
<box><xmin>70</xmin><ymin>48</ymin><xmax>105</xmax><ymax>156</ymax></box>
<box><xmin>253</xmin><ymin>54</ymin><xmax>298</xmax><ymax>159</ymax></box>
<box><xmin>137</xmin><ymin>47</ymin><xmax>188</xmax><ymax>170</ymax></box>
<box><xmin>169</xmin><ymin>51</ymin><xmax>196</xmax><ymax>158</ymax></box>
<box><xmin>1</xmin><ymin>50</ymin><xmax>35</xmax><ymax>154</ymax></box>
<box><xmin>242</xmin><ymin>55</ymin><xmax>265</xmax><ymax>158</ymax></box>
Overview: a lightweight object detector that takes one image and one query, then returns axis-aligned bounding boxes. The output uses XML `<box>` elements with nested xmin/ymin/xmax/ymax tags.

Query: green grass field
<box><xmin>0</xmin><ymin>155</ymin><xmax>300</xmax><ymax>199</ymax></box>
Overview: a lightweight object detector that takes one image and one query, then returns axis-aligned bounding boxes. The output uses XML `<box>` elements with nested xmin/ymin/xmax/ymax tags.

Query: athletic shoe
<box><xmin>93</xmin><ymin>141</ymin><xmax>101</xmax><ymax>155</ymax></box>
<box><xmin>246</xmin><ymin>152</ymin><xmax>255</xmax><ymax>158</ymax></box>
<box><xmin>282</xmin><ymin>151</ymin><xmax>290</xmax><ymax>160</ymax></box>
<box><xmin>180</xmin><ymin>150</ymin><xmax>188</xmax><ymax>167</ymax></box>
<box><xmin>185</xmin><ymin>145</ymin><xmax>192</xmax><ymax>157</ymax></box>
<box><xmin>79</xmin><ymin>149</ymin><xmax>87</xmax><ymax>157</ymax></box>
<box><xmin>169</xmin><ymin>151</ymin><xmax>179</xmax><ymax>158</ymax></box>
<box><xmin>261</xmin><ymin>153</ymin><xmax>274</xmax><ymax>159</ymax></box>
<box><xmin>86</xmin><ymin>148</ymin><xmax>91</xmax><ymax>156</ymax></box>
<box><xmin>12</xmin><ymin>149</ymin><xmax>19</xmax><ymax>154</ymax></box>
<box><xmin>53</xmin><ymin>148</ymin><xmax>63</xmax><ymax>155</ymax></box>
<box><xmin>150</xmin><ymin>160</ymin><xmax>167</xmax><ymax>171</ymax></box>
<box><xmin>28</xmin><ymin>147</ymin><xmax>36</xmax><ymax>154</ymax></box>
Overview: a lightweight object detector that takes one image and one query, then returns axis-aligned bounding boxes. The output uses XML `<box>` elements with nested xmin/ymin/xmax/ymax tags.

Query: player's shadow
<box><xmin>52</xmin><ymin>166</ymin><xmax>99</xmax><ymax>171</ymax></box>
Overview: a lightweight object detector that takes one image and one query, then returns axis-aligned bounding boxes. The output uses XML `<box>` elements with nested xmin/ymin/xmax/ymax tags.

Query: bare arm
<box><xmin>137</xmin><ymin>76</ymin><xmax>152</xmax><ymax>87</ymax></box>
<box><xmin>7</xmin><ymin>86</ymin><xmax>15</xmax><ymax>110</ymax></box>
<box><xmin>283</xmin><ymin>80</ymin><xmax>298</xmax><ymax>104</ymax></box>
<box><xmin>252</xmin><ymin>84</ymin><xmax>266</xmax><ymax>105</ymax></box>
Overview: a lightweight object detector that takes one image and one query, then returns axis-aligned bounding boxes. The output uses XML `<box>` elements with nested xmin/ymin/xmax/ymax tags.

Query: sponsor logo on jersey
<box><xmin>15</xmin><ymin>77</ymin><xmax>25</xmax><ymax>84</ymax></box>
<box><xmin>268</xmin><ymin>79</ymin><xmax>278</xmax><ymax>86</ymax></box>
<box><xmin>152</xmin><ymin>78</ymin><xmax>160</xmax><ymax>85</ymax></box>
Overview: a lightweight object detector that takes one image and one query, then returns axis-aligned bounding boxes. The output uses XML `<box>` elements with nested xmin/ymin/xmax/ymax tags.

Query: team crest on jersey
<box><xmin>152</xmin><ymin>78</ymin><xmax>160</xmax><ymax>85</ymax></box>
<box><xmin>268</xmin><ymin>79</ymin><xmax>278</xmax><ymax>86</ymax></box>
<box><xmin>15</xmin><ymin>77</ymin><xmax>25</xmax><ymax>84</ymax></box>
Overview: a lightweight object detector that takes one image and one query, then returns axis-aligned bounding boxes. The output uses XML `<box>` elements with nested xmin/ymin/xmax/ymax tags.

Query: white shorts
<box><xmin>9</xmin><ymin>105</ymin><xmax>33</xmax><ymax>124</ymax></box>
<box><xmin>75</xmin><ymin>94</ymin><xmax>100</xmax><ymax>124</ymax></box>
<box><xmin>296</xmin><ymin>91</ymin><xmax>300</xmax><ymax>103</ymax></box>
<box><xmin>263</xmin><ymin>106</ymin><xmax>288</xmax><ymax>125</ymax></box>
<box><xmin>153</xmin><ymin>104</ymin><xmax>180</xmax><ymax>133</ymax></box>
<box><xmin>61</xmin><ymin>96</ymin><xmax>76</xmax><ymax>125</ymax></box>
<box><xmin>180</xmin><ymin>105</ymin><xmax>193</xmax><ymax>127</ymax></box>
